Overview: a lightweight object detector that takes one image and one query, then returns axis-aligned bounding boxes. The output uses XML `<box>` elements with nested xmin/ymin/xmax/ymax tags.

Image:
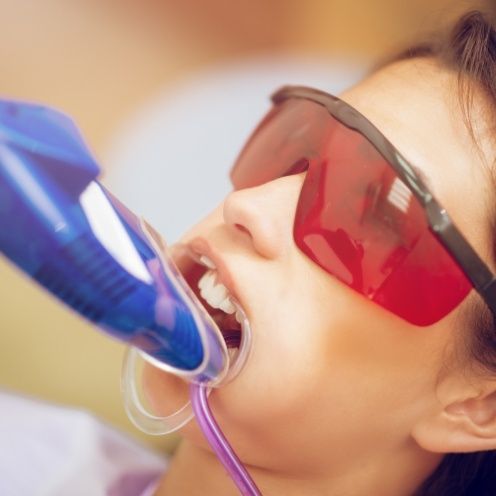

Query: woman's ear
<box><xmin>411</xmin><ymin>372</ymin><xmax>496</xmax><ymax>453</ymax></box>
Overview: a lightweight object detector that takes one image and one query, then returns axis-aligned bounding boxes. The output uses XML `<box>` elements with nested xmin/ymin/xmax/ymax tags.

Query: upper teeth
<box><xmin>198</xmin><ymin>269</ymin><xmax>240</xmax><ymax>318</ymax></box>
<box><xmin>199</xmin><ymin>255</ymin><xmax>216</xmax><ymax>269</ymax></box>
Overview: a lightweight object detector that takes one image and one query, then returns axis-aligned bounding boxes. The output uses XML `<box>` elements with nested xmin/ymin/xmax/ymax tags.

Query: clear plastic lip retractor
<box><xmin>121</xmin><ymin>222</ymin><xmax>253</xmax><ymax>435</ymax></box>
<box><xmin>122</xmin><ymin>306</ymin><xmax>252</xmax><ymax>435</ymax></box>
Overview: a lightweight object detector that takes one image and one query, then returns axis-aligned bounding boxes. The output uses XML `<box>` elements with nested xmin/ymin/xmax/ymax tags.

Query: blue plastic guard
<box><xmin>0</xmin><ymin>99</ymin><xmax>227</xmax><ymax>379</ymax></box>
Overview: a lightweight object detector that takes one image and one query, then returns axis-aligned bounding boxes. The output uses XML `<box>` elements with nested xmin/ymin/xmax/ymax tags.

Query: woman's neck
<box><xmin>154</xmin><ymin>438</ymin><xmax>442</xmax><ymax>495</ymax></box>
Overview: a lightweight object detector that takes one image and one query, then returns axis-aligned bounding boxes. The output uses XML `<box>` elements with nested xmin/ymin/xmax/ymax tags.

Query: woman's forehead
<box><xmin>339</xmin><ymin>57</ymin><xmax>496</xmax><ymax>268</ymax></box>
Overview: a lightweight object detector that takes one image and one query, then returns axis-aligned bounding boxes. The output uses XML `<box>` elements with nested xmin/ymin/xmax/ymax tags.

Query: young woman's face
<box><xmin>144</xmin><ymin>57</ymin><xmax>494</xmax><ymax>475</ymax></box>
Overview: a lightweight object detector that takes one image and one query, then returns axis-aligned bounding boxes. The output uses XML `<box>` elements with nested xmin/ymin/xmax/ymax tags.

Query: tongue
<box><xmin>222</xmin><ymin>329</ymin><xmax>242</xmax><ymax>348</ymax></box>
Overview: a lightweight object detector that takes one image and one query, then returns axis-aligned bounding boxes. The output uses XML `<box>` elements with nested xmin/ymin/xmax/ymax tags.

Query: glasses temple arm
<box><xmin>425</xmin><ymin>199</ymin><xmax>496</xmax><ymax>317</ymax></box>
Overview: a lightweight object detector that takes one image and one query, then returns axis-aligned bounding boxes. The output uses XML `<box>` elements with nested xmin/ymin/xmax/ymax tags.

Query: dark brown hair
<box><xmin>395</xmin><ymin>5</ymin><xmax>496</xmax><ymax>495</ymax></box>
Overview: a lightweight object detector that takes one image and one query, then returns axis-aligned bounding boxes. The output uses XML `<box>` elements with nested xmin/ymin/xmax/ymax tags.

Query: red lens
<box><xmin>231</xmin><ymin>98</ymin><xmax>472</xmax><ymax>326</ymax></box>
<box><xmin>230</xmin><ymin>99</ymin><xmax>331</xmax><ymax>188</ymax></box>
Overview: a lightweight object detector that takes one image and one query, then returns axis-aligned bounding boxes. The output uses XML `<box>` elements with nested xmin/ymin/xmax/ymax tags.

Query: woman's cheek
<box><xmin>211</xmin><ymin>324</ymin><xmax>316</xmax><ymax>424</ymax></box>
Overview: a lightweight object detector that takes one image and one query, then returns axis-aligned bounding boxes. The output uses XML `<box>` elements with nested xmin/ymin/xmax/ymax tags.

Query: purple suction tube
<box><xmin>189</xmin><ymin>331</ymin><xmax>262</xmax><ymax>496</ymax></box>
<box><xmin>189</xmin><ymin>384</ymin><xmax>262</xmax><ymax>496</ymax></box>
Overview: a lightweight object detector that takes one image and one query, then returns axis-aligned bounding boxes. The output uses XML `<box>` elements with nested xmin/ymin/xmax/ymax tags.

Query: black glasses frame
<box><xmin>273</xmin><ymin>85</ymin><xmax>496</xmax><ymax>318</ymax></box>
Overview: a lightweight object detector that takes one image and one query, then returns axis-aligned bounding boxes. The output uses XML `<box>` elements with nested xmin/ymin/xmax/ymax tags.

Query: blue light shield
<box><xmin>0</xmin><ymin>99</ymin><xmax>229</xmax><ymax>383</ymax></box>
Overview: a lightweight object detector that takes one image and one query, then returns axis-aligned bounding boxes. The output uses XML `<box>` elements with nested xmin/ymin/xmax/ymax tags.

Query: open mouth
<box><xmin>170</xmin><ymin>244</ymin><xmax>243</xmax><ymax>350</ymax></box>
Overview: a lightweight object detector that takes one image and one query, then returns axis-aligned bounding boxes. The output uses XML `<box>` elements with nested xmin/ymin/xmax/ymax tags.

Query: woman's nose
<box><xmin>222</xmin><ymin>173</ymin><xmax>305</xmax><ymax>259</ymax></box>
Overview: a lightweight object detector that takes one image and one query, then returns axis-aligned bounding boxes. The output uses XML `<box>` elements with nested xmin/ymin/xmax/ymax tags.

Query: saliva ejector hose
<box><xmin>0</xmin><ymin>99</ymin><xmax>260</xmax><ymax>495</ymax></box>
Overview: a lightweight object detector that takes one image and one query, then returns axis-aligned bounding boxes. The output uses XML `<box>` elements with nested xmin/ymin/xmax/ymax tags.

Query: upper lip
<box><xmin>187</xmin><ymin>236</ymin><xmax>243</xmax><ymax>308</ymax></box>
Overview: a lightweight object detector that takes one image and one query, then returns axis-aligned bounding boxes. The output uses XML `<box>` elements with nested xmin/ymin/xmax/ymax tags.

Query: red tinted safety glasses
<box><xmin>230</xmin><ymin>86</ymin><xmax>496</xmax><ymax>326</ymax></box>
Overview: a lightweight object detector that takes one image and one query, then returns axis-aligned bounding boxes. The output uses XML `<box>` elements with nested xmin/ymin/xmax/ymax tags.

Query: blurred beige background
<box><xmin>0</xmin><ymin>0</ymin><xmax>454</xmax><ymax>451</ymax></box>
